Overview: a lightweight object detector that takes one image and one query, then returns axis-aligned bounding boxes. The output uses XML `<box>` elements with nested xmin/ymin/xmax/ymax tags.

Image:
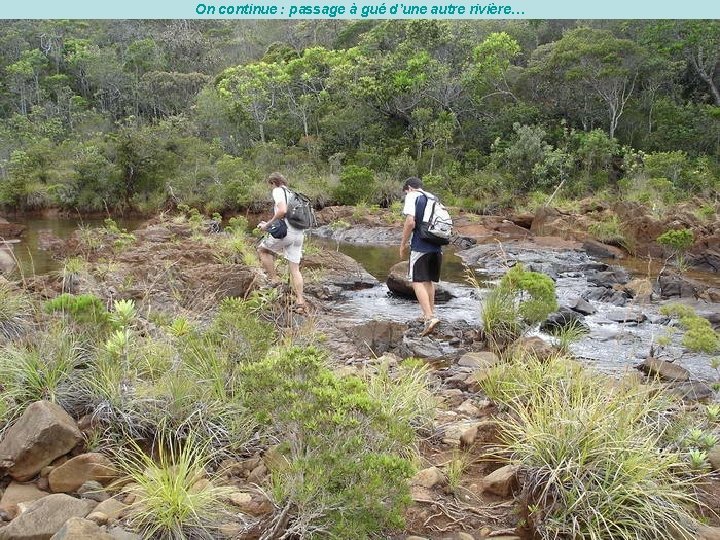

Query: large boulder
<box><xmin>386</xmin><ymin>261</ymin><xmax>456</xmax><ymax>302</ymax></box>
<box><xmin>540</xmin><ymin>308</ymin><xmax>588</xmax><ymax>334</ymax></box>
<box><xmin>0</xmin><ymin>401</ymin><xmax>82</xmax><ymax>481</ymax></box>
<box><xmin>636</xmin><ymin>358</ymin><xmax>690</xmax><ymax>382</ymax></box>
<box><xmin>48</xmin><ymin>453</ymin><xmax>117</xmax><ymax>494</ymax></box>
<box><xmin>0</xmin><ymin>494</ymin><xmax>97</xmax><ymax>540</ymax></box>
<box><xmin>0</xmin><ymin>482</ymin><xmax>48</xmax><ymax>518</ymax></box>
<box><xmin>301</xmin><ymin>249</ymin><xmax>377</xmax><ymax>290</ymax></box>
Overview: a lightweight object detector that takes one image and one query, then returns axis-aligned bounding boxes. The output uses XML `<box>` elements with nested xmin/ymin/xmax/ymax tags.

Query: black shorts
<box><xmin>409</xmin><ymin>251</ymin><xmax>442</xmax><ymax>282</ymax></box>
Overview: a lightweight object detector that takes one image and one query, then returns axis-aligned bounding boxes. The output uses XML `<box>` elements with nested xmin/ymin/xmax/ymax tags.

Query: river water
<box><xmin>5</xmin><ymin>217</ymin><xmax>720</xmax><ymax>381</ymax></box>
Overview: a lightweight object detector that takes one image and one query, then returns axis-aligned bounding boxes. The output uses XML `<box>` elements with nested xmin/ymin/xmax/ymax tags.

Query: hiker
<box><xmin>257</xmin><ymin>172</ymin><xmax>307</xmax><ymax>313</ymax></box>
<box><xmin>399</xmin><ymin>176</ymin><xmax>442</xmax><ymax>336</ymax></box>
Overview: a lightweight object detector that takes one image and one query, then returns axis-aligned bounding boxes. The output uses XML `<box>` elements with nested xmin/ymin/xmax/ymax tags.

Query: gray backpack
<box><xmin>283</xmin><ymin>187</ymin><xmax>317</xmax><ymax>230</ymax></box>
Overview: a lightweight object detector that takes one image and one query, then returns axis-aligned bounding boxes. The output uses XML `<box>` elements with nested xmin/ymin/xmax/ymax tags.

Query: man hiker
<box><xmin>257</xmin><ymin>172</ymin><xmax>308</xmax><ymax>314</ymax></box>
<box><xmin>399</xmin><ymin>176</ymin><xmax>442</xmax><ymax>336</ymax></box>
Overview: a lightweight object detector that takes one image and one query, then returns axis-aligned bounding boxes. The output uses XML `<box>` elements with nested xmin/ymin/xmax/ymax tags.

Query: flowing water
<box><xmin>6</xmin><ymin>217</ymin><xmax>720</xmax><ymax>380</ymax></box>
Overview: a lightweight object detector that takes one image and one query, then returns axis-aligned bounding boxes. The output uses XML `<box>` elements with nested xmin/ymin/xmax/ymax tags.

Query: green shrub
<box><xmin>481</xmin><ymin>288</ymin><xmax>523</xmax><ymax>351</ymax></box>
<box><xmin>45</xmin><ymin>293</ymin><xmax>109</xmax><ymax>326</ymax></box>
<box><xmin>335</xmin><ymin>165</ymin><xmax>376</xmax><ymax>206</ymax></box>
<box><xmin>657</xmin><ymin>228</ymin><xmax>694</xmax><ymax>253</ymax></box>
<box><xmin>239</xmin><ymin>346</ymin><xmax>416</xmax><ymax>538</ymax></box>
<box><xmin>660</xmin><ymin>303</ymin><xmax>719</xmax><ymax>354</ymax></box>
<box><xmin>499</xmin><ymin>264</ymin><xmax>557</xmax><ymax>324</ymax></box>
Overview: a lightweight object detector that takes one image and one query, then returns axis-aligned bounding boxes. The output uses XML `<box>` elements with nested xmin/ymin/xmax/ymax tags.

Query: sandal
<box><xmin>293</xmin><ymin>303</ymin><xmax>311</xmax><ymax>315</ymax></box>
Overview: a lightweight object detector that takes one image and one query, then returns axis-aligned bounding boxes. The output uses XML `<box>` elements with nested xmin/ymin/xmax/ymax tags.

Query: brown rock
<box><xmin>481</xmin><ymin>464</ymin><xmax>519</xmax><ymax>497</ymax></box>
<box><xmin>0</xmin><ymin>482</ymin><xmax>48</xmax><ymax>518</ymax></box>
<box><xmin>458</xmin><ymin>351</ymin><xmax>500</xmax><ymax>369</ymax></box>
<box><xmin>50</xmin><ymin>517</ymin><xmax>114</xmax><ymax>540</ymax></box>
<box><xmin>227</xmin><ymin>491</ymin><xmax>273</xmax><ymax>516</ymax></box>
<box><xmin>513</xmin><ymin>336</ymin><xmax>556</xmax><ymax>362</ymax></box>
<box><xmin>92</xmin><ymin>498</ymin><xmax>127</xmax><ymax>523</ymax></box>
<box><xmin>410</xmin><ymin>467</ymin><xmax>445</xmax><ymax>489</ymax></box>
<box><xmin>48</xmin><ymin>453</ymin><xmax>116</xmax><ymax>494</ymax></box>
<box><xmin>0</xmin><ymin>494</ymin><xmax>97</xmax><ymax>540</ymax></box>
<box><xmin>636</xmin><ymin>358</ymin><xmax>690</xmax><ymax>382</ymax></box>
<box><xmin>698</xmin><ymin>525</ymin><xmax>720</xmax><ymax>540</ymax></box>
<box><xmin>0</xmin><ymin>401</ymin><xmax>82</xmax><ymax>481</ymax></box>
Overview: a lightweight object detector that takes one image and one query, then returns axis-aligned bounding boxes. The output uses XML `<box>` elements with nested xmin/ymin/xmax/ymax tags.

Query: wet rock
<box><xmin>582</xmin><ymin>239</ymin><xmax>625</xmax><ymax>259</ymax></box>
<box><xmin>0</xmin><ymin>494</ymin><xmax>97</xmax><ymax>540</ymax></box>
<box><xmin>586</xmin><ymin>267</ymin><xmax>629</xmax><ymax>287</ymax></box>
<box><xmin>400</xmin><ymin>335</ymin><xmax>449</xmax><ymax>360</ymax></box>
<box><xmin>636</xmin><ymin>358</ymin><xmax>690</xmax><ymax>382</ymax></box>
<box><xmin>0</xmin><ymin>401</ymin><xmax>82</xmax><ymax>481</ymax></box>
<box><xmin>665</xmin><ymin>381</ymin><xmax>714</xmax><ymax>403</ymax></box>
<box><xmin>49</xmin><ymin>453</ymin><xmax>116</xmax><ymax>494</ymax></box>
<box><xmin>606</xmin><ymin>310</ymin><xmax>647</xmax><ymax>324</ymax></box>
<box><xmin>656</xmin><ymin>273</ymin><xmax>705</xmax><ymax>299</ymax></box>
<box><xmin>481</xmin><ymin>464</ymin><xmax>519</xmax><ymax>497</ymax></box>
<box><xmin>301</xmin><ymin>250</ymin><xmax>377</xmax><ymax>290</ymax></box>
<box><xmin>566</xmin><ymin>297</ymin><xmax>596</xmax><ymax>316</ymax></box>
<box><xmin>50</xmin><ymin>517</ymin><xmax>114</xmax><ymax>540</ymax></box>
<box><xmin>386</xmin><ymin>261</ymin><xmax>456</xmax><ymax>302</ymax></box>
<box><xmin>608</xmin><ymin>290</ymin><xmax>630</xmax><ymax>306</ymax></box>
<box><xmin>540</xmin><ymin>308</ymin><xmax>588</xmax><ymax>333</ymax></box>
<box><xmin>582</xmin><ymin>286</ymin><xmax>612</xmax><ymax>302</ymax></box>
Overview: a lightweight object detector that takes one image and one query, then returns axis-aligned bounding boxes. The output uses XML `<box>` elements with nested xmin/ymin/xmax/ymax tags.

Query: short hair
<box><xmin>267</xmin><ymin>172</ymin><xmax>288</xmax><ymax>187</ymax></box>
<box><xmin>403</xmin><ymin>176</ymin><xmax>423</xmax><ymax>190</ymax></box>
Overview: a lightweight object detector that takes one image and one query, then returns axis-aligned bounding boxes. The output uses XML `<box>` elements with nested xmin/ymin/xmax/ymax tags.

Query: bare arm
<box><xmin>399</xmin><ymin>214</ymin><xmax>415</xmax><ymax>257</ymax></box>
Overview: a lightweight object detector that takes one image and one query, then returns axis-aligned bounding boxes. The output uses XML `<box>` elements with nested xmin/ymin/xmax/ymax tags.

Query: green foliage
<box><xmin>44</xmin><ymin>293</ymin><xmax>109</xmax><ymax>326</ymax></box>
<box><xmin>659</xmin><ymin>303</ymin><xmax>719</xmax><ymax>353</ymax></box>
<box><xmin>335</xmin><ymin>165</ymin><xmax>376</xmax><ymax>206</ymax></box>
<box><xmin>657</xmin><ymin>228</ymin><xmax>695</xmax><ymax>253</ymax></box>
<box><xmin>484</xmin><ymin>355</ymin><xmax>698</xmax><ymax>540</ymax></box>
<box><xmin>499</xmin><ymin>264</ymin><xmax>558</xmax><ymax>324</ymax></box>
<box><xmin>0</xmin><ymin>329</ymin><xmax>83</xmax><ymax>420</ymax></box>
<box><xmin>114</xmin><ymin>432</ymin><xmax>233</xmax><ymax>539</ymax></box>
<box><xmin>239</xmin><ymin>346</ymin><xmax>416</xmax><ymax>538</ymax></box>
<box><xmin>587</xmin><ymin>215</ymin><xmax>627</xmax><ymax>246</ymax></box>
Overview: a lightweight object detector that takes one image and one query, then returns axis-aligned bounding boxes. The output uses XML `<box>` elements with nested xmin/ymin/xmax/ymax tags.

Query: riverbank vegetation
<box><xmin>0</xmin><ymin>20</ymin><xmax>718</xmax><ymax>216</ymax></box>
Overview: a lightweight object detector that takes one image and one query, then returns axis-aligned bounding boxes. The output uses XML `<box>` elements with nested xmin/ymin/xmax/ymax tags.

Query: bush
<box><xmin>659</xmin><ymin>303</ymin><xmax>719</xmax><ymax>354</ymax></box>
<box><xmin>239</xmin><ymin>346</ymin><xmax>416</xmax><ymax>538</ymax></box>
<box><xmin>482</xmin><ymin>355</ymin><xmax>699</xmax><ymax>540</ymax></box>
<box><xmin>499</xmin><ymin>264</ymin><xmax>557</xmax><ymax>324</ymax></box>
<box><xmin>45</xmin><ymin>293</ymin><xmax>109</xmax><ymax>327</ymax></box>
<box><xmin>335</xmin><ymin>165</ymin><xmax>376</xmax><ymax>205</ymax></box>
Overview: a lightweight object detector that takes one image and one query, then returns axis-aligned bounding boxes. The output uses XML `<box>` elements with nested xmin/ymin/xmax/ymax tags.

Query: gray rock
<box><xmin>636</xmin><ymin>358</ymin><xmax>690</xmax><ymax>382</ymax></box>
<box><xmin>606</xmin><ymin>310</ymin><xmax>646</xmax><ymax>324</ymax></box>
<box><xmin>665</xmin><ymin>381</ymin><xmax>714</xmax><ymax>403</ymax></box>
<box><xmin>386</xmin><ymin>261</ymin><xmax>456</xmax><ymax>302</ymax></box>
<box><xmin>540</xmin><ymin>308</ymin><xmax>588</xmax><ymax>333</ymax></box>
<box><xmin>566</xmin><ymin>297</ymin><xmax>596</xmax><ymax>316</ymax></box>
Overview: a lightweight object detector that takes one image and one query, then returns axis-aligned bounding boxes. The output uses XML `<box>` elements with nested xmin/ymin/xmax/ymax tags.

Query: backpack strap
<box><xmin>417</xmin><ymin>190</ymin><xmax>437</xmax><ymax>223</ymax></box>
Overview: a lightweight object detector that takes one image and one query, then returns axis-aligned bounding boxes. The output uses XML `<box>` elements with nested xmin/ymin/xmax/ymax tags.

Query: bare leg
<box><xmin>288</xmin><ymin>261</ymin><xmax>304</xmax><ymax>305</ymax></box>
<box><xmin>411</xmin><ymin>281</ymin><xmax>434</xmax><ymax>320</ymax></box>
<box><xmin>258</xmin><ymin>247</ymin><xmax>279</xmax><ymax>282</ymax></box>
<box><xmin>427</xmin><ymin>282</ymin><xmax>436</xmax><ymax>316</ymax></box>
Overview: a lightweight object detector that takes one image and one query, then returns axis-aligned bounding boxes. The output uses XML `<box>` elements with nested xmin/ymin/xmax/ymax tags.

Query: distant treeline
<box><xmin>0</xmin><ymin>19</ymin><xmax>718</xmax><ymax>213</ymax></box>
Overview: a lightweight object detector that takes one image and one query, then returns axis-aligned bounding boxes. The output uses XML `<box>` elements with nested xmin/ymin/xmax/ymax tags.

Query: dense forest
<box><xmin>0</xmin><ymin>19</ymin><xmax>718</xmax><ymax>214</ymax></box>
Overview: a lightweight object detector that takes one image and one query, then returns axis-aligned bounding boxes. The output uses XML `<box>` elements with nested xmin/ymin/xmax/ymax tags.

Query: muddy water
<box><xmin>5</xmin><ymin>216</ymin><xmax>144</xmax><ymax>276</ymax></box>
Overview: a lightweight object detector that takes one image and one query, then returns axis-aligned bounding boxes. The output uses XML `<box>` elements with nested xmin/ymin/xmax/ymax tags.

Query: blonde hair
<box><xmin>266</xmin><ymin>172</ymin><xmax>288</xmax><ymax>187</ymax></box>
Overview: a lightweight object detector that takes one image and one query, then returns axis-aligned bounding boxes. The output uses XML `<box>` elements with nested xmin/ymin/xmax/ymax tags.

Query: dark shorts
<box><xmin>409</xmin><ymin>251</ymin><xmax>442</xmax><ymax>282</ymax></box>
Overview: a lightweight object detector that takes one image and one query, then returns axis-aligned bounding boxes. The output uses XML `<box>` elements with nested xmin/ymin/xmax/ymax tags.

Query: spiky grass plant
<box><xmin>0</xmin><ymin>281</ymin><xmax>31</xmax><ymax>340</ymax></box>
<box><xmin>445</xmin><ymin>449</ymin><xmax>471</xmax><ymax>493</ymax></box>
<box><xmin>364</xmin><ymin>361</ymin><xmax>438</xmax><ymax>435</ymax></box>
<box><xmin>484</xmin><ymin>356</ymin><xmax>700</xmax><ymax>540</ymax></box>
<box><xmin>0</xmin><ymin>329</ymin><xmax>84</xmax><ymax>419</ymax></box>
<box><xmin>481</xmin><ymin>288</ymin><xmax>523</xmax><ymax>352</ymax></box>
<box><xmin>110</xmin><ymin>299</ymin><xmax>137</xmax><ymax>329</ymax></box>
<box><xmin>549</xmin><ymin>318</ymin><xmax>589</xmax><ymax>353</ymax></box>
<box><xmin>114</xmin><ymin>432</ymin><xmax>233</xmax><ymax>540</ymax></box>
